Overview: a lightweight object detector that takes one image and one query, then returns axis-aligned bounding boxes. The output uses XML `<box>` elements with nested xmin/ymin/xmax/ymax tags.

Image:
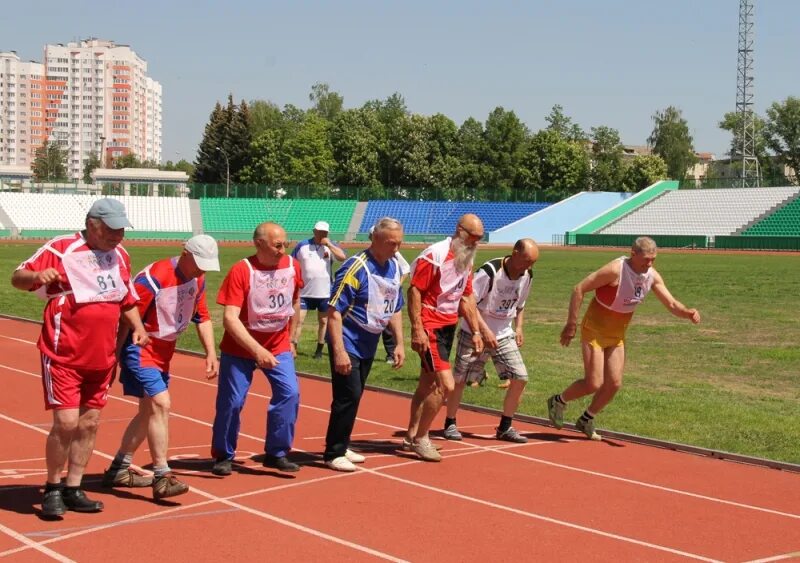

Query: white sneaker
<box><xmin>344</xmin><ymin>449</ymin><xmax>365</xmax><ymax>463</ymax></box>
<box><xmin>325</xmin><ymin>456</ymin><xmax>357</xmax><ymax>472</ymax></box>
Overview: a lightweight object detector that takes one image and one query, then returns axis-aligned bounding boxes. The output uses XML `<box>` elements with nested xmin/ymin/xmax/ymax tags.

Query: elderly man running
<box><xmin>444</xmin><ymin>238</ymin><xmax>539</xmax><ymax>443</ymax></box>
<box><xmin>404</xmin><ymin>214</ymin><xmax>484</xmax><ymax>461</ymax></box>
<box><xmin>547</xmin><ymin>236</ymin><xmax>701</xmax><ymax>440</ymax></box>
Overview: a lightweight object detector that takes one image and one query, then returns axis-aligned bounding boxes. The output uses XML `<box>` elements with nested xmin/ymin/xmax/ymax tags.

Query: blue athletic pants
<box><xmin>211</xmin><ymin>351</ymin><xmax>299</xmax><ymax>460</ymax></box>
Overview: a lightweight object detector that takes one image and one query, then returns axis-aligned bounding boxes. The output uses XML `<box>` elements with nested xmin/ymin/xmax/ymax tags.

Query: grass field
<box><xmin>1</xmin><ymin>240</ymin><xmax>798</xmax><ymax>464</ymax></box>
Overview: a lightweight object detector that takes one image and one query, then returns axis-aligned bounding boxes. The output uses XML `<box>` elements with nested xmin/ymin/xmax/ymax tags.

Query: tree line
<box><xmin>32</xmin><ymin>85</ymin><xmax>800</xmax><ymax>197</ymax></box>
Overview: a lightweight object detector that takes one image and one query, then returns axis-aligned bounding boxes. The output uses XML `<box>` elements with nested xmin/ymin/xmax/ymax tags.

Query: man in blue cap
<box><xmin>12</xmin><ymin>198</ymin><xmax>149</xmax><ymax>519</ymax></box>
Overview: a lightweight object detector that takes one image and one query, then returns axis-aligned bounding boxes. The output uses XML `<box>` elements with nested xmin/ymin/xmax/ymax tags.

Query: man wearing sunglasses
<box><xmin>403</xmin><ymin>214</ymin><xmax>484</xmax><ymax>461</ymax></box>
<box><xmin>444</xmin><ymin>238</ymin><xmax>539</xmax><ymax>444</ymax></box>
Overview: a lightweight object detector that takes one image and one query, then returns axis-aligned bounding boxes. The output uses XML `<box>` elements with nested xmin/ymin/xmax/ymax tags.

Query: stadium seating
<box><xmin>200</xmin><ymin>198</ymin><xmax>357</xmax><ymax>236</ymax></box>
<box><xmin>741</xmin><ymin>193</ymin><xmax>800</xmax><ymax>236</ymax></box>
<box><xmin>0</xmin><ymin>193</ymin><xmax>192</xmax><ymax>237</ymax></box>
<box><xmin>599</xmin><ymin>187</ymin><xmax>800</xmax><ymax>236</ymax></box>
<box><xmin>359</xmin><ymin>201</ymin><xmax>549</xmax><ymax>234</ymax></box>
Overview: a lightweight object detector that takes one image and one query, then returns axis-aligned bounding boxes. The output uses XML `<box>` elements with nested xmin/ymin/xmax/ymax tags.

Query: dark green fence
<box><xmin>572</xmin><ymin>233</ymin><xmax>709</xmax><ymax>249</ymax></box>
<box><xmin>679</xmin><ymin>176</ymin><xmax>798</xmax><ymax>189</ymax></box>
<box><xmin>189</xmin><ymin>184</ymin><xmax>553</xmax><ymax>202</ymax></box>
<box><xmin>714</xmin><ymin>235</ymin><xmax>800</xmax><ymax>251</ymax></box>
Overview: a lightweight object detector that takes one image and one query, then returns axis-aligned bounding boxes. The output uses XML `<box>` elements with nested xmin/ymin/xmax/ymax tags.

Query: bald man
<box><xmin>445</xmin><ymin>239</ymin><xmax>539</xmax><ymax>443</ymax></box>
<box><xmin>404</xmin><ymin>214</ymin><xmax>484</xmax><ymax>461</ymax></box>
<box><xmin>211</xmin><ymin>222</ymin><xmax>304</xmax><ymax>475</ymax></box>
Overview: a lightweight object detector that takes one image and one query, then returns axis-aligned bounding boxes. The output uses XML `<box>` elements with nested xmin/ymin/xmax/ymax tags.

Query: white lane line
<box><xmin>0</xmin><ymin>411</ymin><xmax>408</xmax><ymax>563</ymax></box>
<box><xmin>3</xmin><ymin>363</ymin><xmax>721</xmax><ymax>561</ymax></box>
<box><xmin>163</xmin><ymin>361</ymin><xmax>800</xmax><ymax>521</ymax></box>
<box><xmin>0</xmin><ymin>522</ymin><xmax>75</xmax><ymax>563</ymax></box>
<box><xmin>361</xmin><ymin>465</ymin><xmax>721</xmax><ymax>562</ymax></box>
<box><xmin>303</xmin><ymin>432</ymin><xmax>377</xmax><ymax>440</ymax></box>
<box><xmin>742</xmin><ymin>552</ymin><xmax>800</xmax><ymax>563</ymax></box>
<box><xmin>0</xmin><ymin>456</ymin><xmax>47</xmax><ymax>464</ymax></box>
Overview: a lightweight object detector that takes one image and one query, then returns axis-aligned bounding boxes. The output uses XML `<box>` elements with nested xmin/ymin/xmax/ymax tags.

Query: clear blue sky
<box><xmin>4</xmin><ymin>0</ymin><xmax>798</xmax><ymax>163</ymax></box>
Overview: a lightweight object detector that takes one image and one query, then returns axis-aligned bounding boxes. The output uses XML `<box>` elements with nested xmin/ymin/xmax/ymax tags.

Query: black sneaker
<box><xmin>262</xmin><ymin>455</ymin><xmax>300</xmax><ymax>473</ymax></box>
<box><xmin>41</xmin><ymin>487</ymin><xmax>66</xmax><ymax>518</ymax></box>
<box><xmin>62</xmin><ymin>488</ymin><xmax>104</xmax><ymax>513</ymax></box>
<box><xmin>313</xmin><ymin>351</ymin><xmax>323</xmax><ymax>360</ymax></box>
<box><xmin>211</xmin><ymin>458</ymin><xmax>233</xmax><ymax>476</ymax></box>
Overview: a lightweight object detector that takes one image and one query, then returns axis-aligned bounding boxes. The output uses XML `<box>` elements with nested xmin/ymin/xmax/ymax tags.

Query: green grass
<box><xmin>2</xmin><ymin>242</ymin><xmax>799</xmax><ymax>464</ymax></box>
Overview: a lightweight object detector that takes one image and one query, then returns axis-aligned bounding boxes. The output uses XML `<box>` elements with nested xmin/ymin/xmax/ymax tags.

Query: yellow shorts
<box><xmin>580</xmin><ymin>299</ymin><xmax>630</xmax><ymax>349</ymax></box>
<box><xmin>580</xmin><ymin>324</ymin><xmax>625</xmax><ymax>349</ymax></box>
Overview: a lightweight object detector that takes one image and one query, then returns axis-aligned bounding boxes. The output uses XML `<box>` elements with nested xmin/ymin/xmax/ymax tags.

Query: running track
<box><xmin>0</xmin><ymin>318</ymin><xmax>798</xmax><ymax>562</ymax></box>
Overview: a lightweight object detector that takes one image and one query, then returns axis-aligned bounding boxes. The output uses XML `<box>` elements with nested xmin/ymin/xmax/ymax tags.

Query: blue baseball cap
<box><xmin>87</xmin><ymin>198</ymin><xmax>133</xmax><ymax>229</ymax></box>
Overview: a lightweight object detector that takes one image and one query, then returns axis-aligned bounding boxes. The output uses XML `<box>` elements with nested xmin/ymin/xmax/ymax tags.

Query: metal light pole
<box><xmin>216</xmin><ymin>146</ymin><xmax>230</xmax><ymax>198</ymax></box>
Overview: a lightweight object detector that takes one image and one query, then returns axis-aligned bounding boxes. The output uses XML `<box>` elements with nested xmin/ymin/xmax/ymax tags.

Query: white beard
<box><xmin>452</xmin><ymin>236</ymin><xmax>477</xmax><ymax>273</ymax></box>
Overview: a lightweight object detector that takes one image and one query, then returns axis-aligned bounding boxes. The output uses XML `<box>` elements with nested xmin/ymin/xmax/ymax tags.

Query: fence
<box><xmin>188</xmin><ymin>184</ymin><xmax>554</xmax><ymax>202</ymax></box>
<box><xmin>679</xmin><ymin>176</ymin><xmax>798</xmax><ymax>189</ymax></box>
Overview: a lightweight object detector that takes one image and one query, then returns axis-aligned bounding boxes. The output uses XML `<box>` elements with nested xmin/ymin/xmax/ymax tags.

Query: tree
<box><xmin>647</xmin><ymin>106</ymin><xmax>697</xmax><ymax>181</ymax></box>
<box><xmin>363</xmin><ymin>93</ymin><xmax>409</xmax><ymax>187</ymax></box>
<box><xmin>545</xmin><ymin>104</ymin><xmax>586</xmax><ymax>142</ymax></box>
<box><xmin>329</xmin><ymin>108</ymin><xmax>382</xmax><ymax>189</ymax></box>
<box><xmin>718</xmin><ymin>111</ymin><xmax>780</xmax><ymax>178</ymax></box>
<box><xmin>112</xmin><ymin>153</ymin><xmax>142</xmax><ymax>169</ymax></box>
<box><xmin>32</xmin><ymin>142</ymin><xmax>68</xmax><ymax>182</ymax></box>
<box><xmin>764</xmin><ymin>96</ymin><xmax>800</xmax><ymax>184</ymax></box>
<box><xmin>282</xmin><ymin>111</ymin><xmax>336</xmax><ymax>191</ymax></box>
<box><xmin>590</xmin><ymin>126</ymin><xmax>625</xmax><ymax>190</ymax></box>
<box><xmin>622</xmin><ymin>154</ymin><xmax>668</xmax><ymax>192</ymax></box>
<box><xmin>523</xmin><ymin>129</ymin><xmax>590</xmax><ymax>200</ymax></box>
<box><xmin>309</xmin><ymin>82</ymin><xmax>344</xmax><ymax>121</ymax></box>
<box><xmin>195</xmin><ymin>102</ymin><xmax>226</xmax><ymax>183</ymax></box>
<box><xmin>455</xmin><ymin>118</ymin><xmax>492</xmax><ymax>194</ymax></box>
<box><xmin>249</xmin><ymin>99</ymin><xmax>283</xmax><ymax>138</ymax></box>
<box><xmin>83</xmin><ymin>152</ymin><xmax>101</xmax><ymax>184</ymax></box>
<box><xmin>483</xmin><ymin>107</ymin><xmax>528</xmax><ymax>198</ymax></box>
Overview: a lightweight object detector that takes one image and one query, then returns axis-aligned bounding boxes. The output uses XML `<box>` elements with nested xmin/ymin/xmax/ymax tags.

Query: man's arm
<box><xmin>195</xmin><ymin>320</ymin><xmax>219</xmax><ymax>379</ymax></box>
<box><xmin>387</xmin><ymin>311</ymin><xmax>405</xmax><ymax>369</ymax></box>
<box><xmin>11</xmin><ymin>268</ymin><xmax>62</xmax><ymax>291</ymax></box>
<box><xmin>121</xmin><ymin>305</ymin><xmax>150</xmax><ymax>348</ymax></box>
<box><xmin>322</xmin><ymin>238</ymin><xmax>347</xmax><ymax>262</ymax></box>
<box><xmin>459</xmin><ymin>293</ymin><xmax>485</xmax><ymax>355</ymax></box>
<box><xmin>560</xmin><ymin>260</ymin><xmax>620</xmax><ymax>347</ymax></box>
<box><xmin>651</xmin><ymin>270</ymin><xmax>701</xmax><ymax>324</ymax></box>
<box><xmin>222</xmin><ymin>305</ymin><xmax>278</xmax><ymax>368</ymax></box>
<box><xmin>514</xmin><ymin>308</ymin><xmax>525</xmax><ymax>348</ymax></box>
<box><xmin>407</xmin><ymin>285</ymin><xmax>429</xmax><ymax>355</ymax></box>
<box><xmin>289</xmin><ymin>293</ymin><xmax>301</xmax><ymax>357</ymax></box>
<box><xmin>327</xmin><ymin>308</ymin><xmax>351</xmax><ymax>375</ymax></box>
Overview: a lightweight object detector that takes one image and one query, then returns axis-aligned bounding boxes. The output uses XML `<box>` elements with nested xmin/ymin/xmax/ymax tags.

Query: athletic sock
<box><xmin>109</xmin><ymin>452</ymin><xmax>133</xmax><ymax>473</ymax></box>
<box><xmin>44</xmin><ymin>481</ymin><xmax>63</xmax><ymax>492</ymax></box>
<box><xmin>498</xmin><ymin>415</ymin><xmax>513</xmax><ymax>433</ymax></box>
<box><xmin>444</xmin><ymin>417</ymin><xmax>456</xmax><ymax>429</ymax></box>
<box><xmin>579</xmin><ymin>410</ymin><xmax>595</xmax><ymax>423</ymax></box>
<box><xmin>153</xmin><ymin>465</ymin><xmax>171</xmax><ymax>478</ymax></box>
<box><xmin>555</xmin><ymin>394</ymin><xmax>566</xmax><ymax>406</ymax></box>
<box><xmin>315</xmin><ymin>342</ymin><xmax>324</xmax><ymax>355</ymax></box>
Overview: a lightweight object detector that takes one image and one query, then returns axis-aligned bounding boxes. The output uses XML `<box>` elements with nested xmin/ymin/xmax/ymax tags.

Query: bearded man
<box><xmin>402</xmin><ymin>214</ymin><xmax>484</xmax><ymax>461</ymax></box>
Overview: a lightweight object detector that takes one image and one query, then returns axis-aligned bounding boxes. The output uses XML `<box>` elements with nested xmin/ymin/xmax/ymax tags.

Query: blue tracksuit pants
<box><xmin>211</xmin><ymin>351</ymin><xmax>299</xmax><ymax>459</ymax></box>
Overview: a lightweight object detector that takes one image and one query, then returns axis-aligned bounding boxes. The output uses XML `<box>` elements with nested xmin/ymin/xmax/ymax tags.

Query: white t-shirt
<box><xmin>460</xmin><ymin>257</ymin><xmax>532</xmax><ymax>339</ymax></box>
<box><xmin>291</xmin><ymin>238</ymin><xmax>343</xmax><ymax>298</ymax></box>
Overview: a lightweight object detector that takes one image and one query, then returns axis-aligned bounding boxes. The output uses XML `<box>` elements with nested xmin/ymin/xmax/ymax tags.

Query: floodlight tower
<box><xmin>736</xmin><ymin>0</ymin><xmax>760</xmax><ymax>187</ymax></box>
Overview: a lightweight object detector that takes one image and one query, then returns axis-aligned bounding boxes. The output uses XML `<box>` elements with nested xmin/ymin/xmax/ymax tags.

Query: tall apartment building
<box><xmin>0</xmin><ymin>39</ymin><xmax>162</xmax><ymax>180</ymax></box>
<box><xmin>0</xmin><ymin>51</ymin><xmax>46</xmax><ymax>169</ymax></box>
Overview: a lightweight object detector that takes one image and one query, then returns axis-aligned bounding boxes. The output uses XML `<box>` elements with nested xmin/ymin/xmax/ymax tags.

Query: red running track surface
<box><xmin>0</xmin><ymin>318</ymin><xmax>798</xmax><ymax>562</ymax></box>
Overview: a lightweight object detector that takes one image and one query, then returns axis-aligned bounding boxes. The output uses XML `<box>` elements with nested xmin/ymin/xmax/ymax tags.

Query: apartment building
<box><xmin>0</xmin><ymin>39</ymin><xmax>162</xmax><ymax>180</ymax></box>
<box><xmin>0</xmin><ymin>51</ymin><xmax>47</xmax><ymax>168</ymax></box>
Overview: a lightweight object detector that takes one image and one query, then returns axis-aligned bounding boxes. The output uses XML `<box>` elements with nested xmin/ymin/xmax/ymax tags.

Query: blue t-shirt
<box><xmin>328</xmin><ymin>250</ymin><xmax>404</xmax><ymax>359</ymax></box>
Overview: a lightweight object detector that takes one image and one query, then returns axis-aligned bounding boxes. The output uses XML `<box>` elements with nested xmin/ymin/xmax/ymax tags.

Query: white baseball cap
<box><xmin>314</xmin><ymin>221</ymin><xmax>330</xmax><ymax>232</ymax></box>
<box><xmin>184</xmin><ymin>235</ymin><xmax>220</xmax><ymax>272</ymax></box>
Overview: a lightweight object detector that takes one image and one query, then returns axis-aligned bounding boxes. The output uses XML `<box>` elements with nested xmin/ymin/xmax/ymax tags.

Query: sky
<box><xmin>3</xmin><ymin>0</ymin><xmax>798</xmax><ymax>163</ymax></box>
